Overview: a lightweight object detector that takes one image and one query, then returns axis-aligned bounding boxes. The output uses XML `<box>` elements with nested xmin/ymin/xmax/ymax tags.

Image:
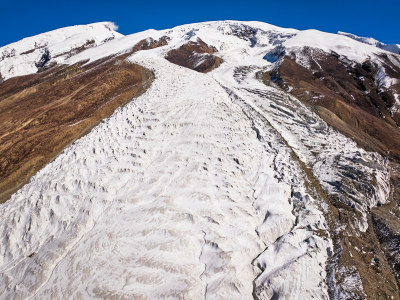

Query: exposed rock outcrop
<box><xmin>132</xmin><ymin>36</ymin><xmax>169</xmax><ymax>52</ymax></box>
<box><xmin>165</xmin><ymin>38</ymin><xmax>221</xmax><ymax>73</ymax></box>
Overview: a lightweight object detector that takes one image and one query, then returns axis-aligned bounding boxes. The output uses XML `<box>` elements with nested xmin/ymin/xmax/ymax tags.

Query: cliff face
<box><xmin>0</xmin><ymin>21</ymin><xmax>399</xmax><ymax>299</ymax></box>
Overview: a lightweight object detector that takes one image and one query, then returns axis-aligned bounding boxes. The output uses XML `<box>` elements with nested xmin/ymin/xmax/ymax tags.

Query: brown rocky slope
<box><xmin>165</xmin><ymin>38</ymin><xmax>222</xmax><ymax>73</ymax></box>
<box><xmin>0</xmin><ymin>54</ymin><xmax>154</xmax><ymax>203</ymax></box>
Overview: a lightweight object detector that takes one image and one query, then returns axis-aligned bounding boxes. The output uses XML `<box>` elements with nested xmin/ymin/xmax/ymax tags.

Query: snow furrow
<box><xmin>212</xmin><ymin>70</ymin><xmax>331</xmax><ymax>299</ymax></box>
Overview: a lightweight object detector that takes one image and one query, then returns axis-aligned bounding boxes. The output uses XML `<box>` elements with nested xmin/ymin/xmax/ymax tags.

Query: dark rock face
<box><xmin>0</xmin><ymin>48</ymin><xmax>16</xmax><ymax>60</ymax></box>
<box><xmin>372</xmin><ymin>212</ymin><xmax>400</xmax><ymax>286</ymax></box>
<box><xmin>226</xmin><ymin>24</ymin><xmax>258</xmax><ymax>47</ymax></box>
<box><xmin>263</xmin><ymin>45</ymin><xmax>285</xmax><ymax>63</ymax></box>
<box><xmin>0</xmin><ymin>54</ymin><xmax>154</xmax><ymax>203</ymax></box>
<box><xmin>165</xmin><ymin>38</ymin><xmax>222</xmax><ymax>73</ymax></box>
<box><xmin>371</xmin><ymin>161</ymin><xmax>400</xmax><ymax>289</ymax></box>
<box><xmin>35</xmin><ymin>48</ymin><xmax>51</xmax><ymax>69</ymax></box>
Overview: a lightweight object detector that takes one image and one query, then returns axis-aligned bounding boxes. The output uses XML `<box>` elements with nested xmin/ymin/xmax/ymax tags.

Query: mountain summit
<box><xmin>0</xmin><ymin>21</ymin><xmax>399</xmax><ymax>299</ymax></box>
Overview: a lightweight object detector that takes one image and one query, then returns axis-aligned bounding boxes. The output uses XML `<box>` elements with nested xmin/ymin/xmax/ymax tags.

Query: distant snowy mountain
<box><xmin>338</xmin><ymin>31</ymin><xmax>400</xmax><ymax>54</ymax></box>
<box><xmin>0</xmin><ymin>21</ymin><xmax>400</xmax><ymax>299</ymax></box>
<box><xmin>0</xmin><ymin>22</ymin><xmax>122</xmax><ymax>81</ymax></box>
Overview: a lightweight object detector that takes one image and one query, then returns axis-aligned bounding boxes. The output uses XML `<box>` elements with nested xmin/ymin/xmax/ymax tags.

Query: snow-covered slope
<box><xmin>0</xmin><ymin>22</ymin><xmax>122</xmax><ymax>81</ymax></box>
<box><xmin>0</xmin><ymin>20</ymin><xmax>399</xmax><ymax>299</ymax></box>
<box><xmin>338</xmin><ymin>31</ymin><xmax>400</xmax><ymax>54</ymax></box>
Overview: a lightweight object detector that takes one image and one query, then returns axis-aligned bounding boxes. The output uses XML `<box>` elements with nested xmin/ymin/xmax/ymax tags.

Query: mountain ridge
<box><xmin>338</xmin><ymin>30</ymin><xmax>400</xmax><ymax>55</ymax></box>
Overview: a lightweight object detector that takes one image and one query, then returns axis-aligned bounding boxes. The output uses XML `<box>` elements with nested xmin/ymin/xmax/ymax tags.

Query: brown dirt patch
<box><xmin>165</xmin><ymin>38</ymin><xmax>222</xmax><ymax>73</ymax></box>
<box><xmin>132</xmin><ymin>36</ymin><xmax>169</xmax><ymax>52</ymax></box>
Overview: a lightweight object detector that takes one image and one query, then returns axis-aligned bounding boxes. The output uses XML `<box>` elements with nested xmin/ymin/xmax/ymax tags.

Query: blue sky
<box><xmin>1</xmin><ymin>0</ymin><xmax>399</xmax><ymax>47</ymax></box>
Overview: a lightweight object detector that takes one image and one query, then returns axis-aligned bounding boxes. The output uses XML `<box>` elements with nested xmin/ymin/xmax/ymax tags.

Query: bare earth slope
<box><xmin>0</xmin><ymin>55</ymin><xmax>154</xmax><ymax>203</ymax></box>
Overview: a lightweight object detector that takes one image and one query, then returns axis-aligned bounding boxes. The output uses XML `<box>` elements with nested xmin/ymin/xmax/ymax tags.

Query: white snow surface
<box><xmin>0</xmin><ymin>20</ymin><xmax>393</xmax><ymax>299</ymax></box>
<box><xmin>0</xmin><ymin>22</ymin><xmax>122</xmax><ymax>80</ymax></box>
<box><xmin>338</xmin><ymin>31</ymin><xmax>400</xmax><ymax>55</ymax></box>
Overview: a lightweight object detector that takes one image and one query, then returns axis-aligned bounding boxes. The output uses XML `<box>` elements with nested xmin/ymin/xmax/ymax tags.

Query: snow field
<box><xmin>2</xmin><ymin>55</ymin><xmax>272</xmax><ymax>299</ymax></box>
<box><xmin>0</xmin><ymin>22</ymin><xmax>122</xmax><ymax>80</ymax></box>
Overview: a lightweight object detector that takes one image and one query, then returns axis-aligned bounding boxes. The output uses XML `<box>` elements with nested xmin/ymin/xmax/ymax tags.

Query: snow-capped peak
<box><xmin>2</xmin><ymin>20</ymin><xmax>399</xmax><ymax>83</ymax></box>
<box><xmin>0</xmin><ymin>22</ymin><xmax>123</xmax><ymax>80</ymax></box>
